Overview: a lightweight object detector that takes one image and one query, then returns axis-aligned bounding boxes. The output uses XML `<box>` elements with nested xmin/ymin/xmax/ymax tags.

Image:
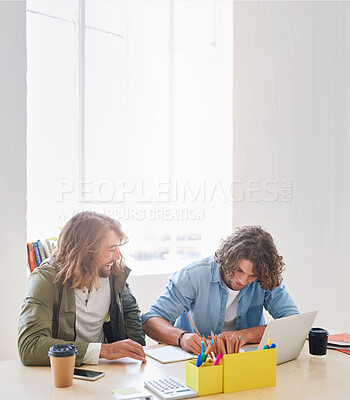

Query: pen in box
<box><xmin>196</xmin><ymin>353</ymin><xmax>202</xmax><ymax>367</ymax></box>
<box><xmin>213</xmin><ymin>353</ymin><xmax>222</xmax><ymax>366</ymax></box>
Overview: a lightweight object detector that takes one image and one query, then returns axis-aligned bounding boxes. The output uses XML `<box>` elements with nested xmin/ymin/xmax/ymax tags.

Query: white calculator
<box><xmin>144</xmin><ymin>377</ymin><xmax>198</xmax><ymax>400</ymax></box>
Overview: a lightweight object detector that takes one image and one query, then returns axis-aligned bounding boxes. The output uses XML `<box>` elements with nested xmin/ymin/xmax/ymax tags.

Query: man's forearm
<box><xmin>142</xmin><ymin>317</ymin><xmax>184</xmax><ymax>346</ymax></box>
<box><xmin>222</xmin><ymin>325</ymin><xmax>267</xmax><ymax>345</ymax></box>
<box><xmin>240</xmin><ymin>325</ymin><xmax>267</xmax><ymax>344</ymax></box>
<box><xmin>143</xmin><ymin>317</ymin><xmax>203</xmax><ymax>354</ymax></box>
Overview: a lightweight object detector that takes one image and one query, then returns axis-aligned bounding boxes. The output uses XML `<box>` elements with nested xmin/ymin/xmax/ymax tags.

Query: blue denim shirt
<box><xmin>142</xmin><ymin>256</ymin><xmax>299</xmax><ymax>338</ymax></box>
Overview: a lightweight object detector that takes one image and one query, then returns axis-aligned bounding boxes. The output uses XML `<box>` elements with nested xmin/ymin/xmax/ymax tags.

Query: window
<box><xmin>27</xmin><ymin>0</ymin><xmax>233</xmax><ymax>274</ymax></box>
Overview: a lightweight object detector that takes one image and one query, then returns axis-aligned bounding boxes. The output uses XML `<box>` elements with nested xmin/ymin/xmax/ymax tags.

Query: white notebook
<box><xmin>145</xmin><ymin>345</ymin><xmax>196</xmax><ymax>364</ymax></box>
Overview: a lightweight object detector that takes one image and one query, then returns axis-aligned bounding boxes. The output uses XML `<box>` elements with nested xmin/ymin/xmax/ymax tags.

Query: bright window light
<box><xmin>26</xmin><ymin>0</ymin><xmax>233</xmax><ymax>275</ymax></box>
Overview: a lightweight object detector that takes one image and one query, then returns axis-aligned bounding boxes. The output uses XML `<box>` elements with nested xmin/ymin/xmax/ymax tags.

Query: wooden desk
<box><xmin>1</xmin><ymin>343</ymin><xmax>349</xmax><ymax>400</ymax></box>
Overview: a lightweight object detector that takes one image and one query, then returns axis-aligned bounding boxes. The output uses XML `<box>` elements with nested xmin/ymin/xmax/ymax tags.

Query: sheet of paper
<box><xmin>112</xmin><ymin>388</ymin><xmax>140</xmax><ymax>395</ymax></box>
<box><xmin>145</xmin><ymin>345</ymin><xmax>196</xmax><ymax>364</ymax></box>
<box><xmin>328</xmin><ymin>341</ymin><xmax>350</xmax><ymax>347</ymax></box>
<box><xmin>328</xmin><ymin>333</ymin><xmax>350</xmax><ymax>347</ymax></box>
<box><xmin>328</xmin><ymin>333</ymin><xmax>350</xmax><ymax>342</ymax></box>
<box><xmin>327</xmin><ymin>333</ymin><xmax>350</xmax><ymax>356</ymax></box>
<box><xmin>111</xmin><ymin>387</ymin><xmax>153</xmax><ymax>400</ymax></box>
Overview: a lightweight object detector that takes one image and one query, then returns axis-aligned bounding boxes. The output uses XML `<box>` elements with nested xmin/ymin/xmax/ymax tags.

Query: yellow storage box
<box><xmin>222</xmin><ymin>348</ymin><xmax>276</xmax><ymax>393</ymax></box>
<box><xmin>186</xmin><ymin>359</ymin><xmax>223</xmax><ymax>396</ymax></box>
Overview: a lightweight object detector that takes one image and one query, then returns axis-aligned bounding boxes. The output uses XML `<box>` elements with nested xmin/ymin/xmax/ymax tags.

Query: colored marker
<box><xmin>263</xmin><ymin>345</ymin><xmax>269</xmax><ymax>350</ymax></box>
<box><xmin>213</xmin><ymin>353</ymin><xmax>222</xmax><ymax>366</ymax></box>
<box><xmin>267</xmin><ymin>338</ymin><xmax>272</xmax><ymax>347</ymax></box>
<box><xmin>270</xmin><ymin>343</ymin><xmax>276</xmax><ymax>349</ymax></box>
<box><xmin>196</xmin><ymin>353</ymin><xmax>202</xmax><ymax>367</ymax></box>
<box><xmin>201</xmin><ymin>341</ymin><xmax>205</xmax><ymax>354</ymax></box>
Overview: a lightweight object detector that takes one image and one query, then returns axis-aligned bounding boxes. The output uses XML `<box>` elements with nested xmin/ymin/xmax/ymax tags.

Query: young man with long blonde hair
<box><xmin>18</xmin><ymin>211</ymin><xmax>146</xmax><ymax>366</ymax></box>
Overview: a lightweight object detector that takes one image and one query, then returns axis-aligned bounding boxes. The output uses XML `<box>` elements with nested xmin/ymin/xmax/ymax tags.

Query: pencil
<box><xmin>220</xmin><ymin>336</ymin><xmax>227</xmax><ymax>355</ymax></box>
<box><xmin>205</xmin><ymin>344</ymin><xmax>213</xmax><ymax>356</ymax></box>
<box><xmin>224</xmin><ymin>337</ymin><xmax>228</xmax><ymax>355</ymax></box>
<box><xmin>187</xmin><ymin>313</ymin><xmax>201</xmax><ymax>337</ymax></box>
<box><xmin>213</xmin><ymin>336</ymin><xmax>218</xmax><ymax>357</ymax></box>
<box><xmin>228</xmin><ymin>337</ymin><xmax>232</xmax><ymax>354</ymax></box>
<box><xmin>237</xmin><ymin>336</ymin><xmax>242</xmax><ymax>353</ymax></box>
<box><xmin>235</xmin><ymin>337</ymin><xmax>239</xmax><ymax>353</ymax></box>
<box><xmin>203</xmin><ymin>336</ymin><xmax>209</xmax><ymax>348</ymax></box>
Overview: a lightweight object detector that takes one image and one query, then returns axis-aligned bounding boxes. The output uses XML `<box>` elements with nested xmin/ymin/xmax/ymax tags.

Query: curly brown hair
<box><xmin>53</xmin><ymin>211</ymin><xmax>128</xmax><ymax>290</ymax></box>
<box><xmin>214</xmin><ymin>226</ymin><xmax>285</xmax><ymax>291</ymax></box>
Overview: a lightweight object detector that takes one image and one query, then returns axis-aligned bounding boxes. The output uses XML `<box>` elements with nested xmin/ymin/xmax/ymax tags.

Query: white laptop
<box><xmin>244</xmin><ymin>310</ymin><xmax>318</xmax><ymax>365</ymax></box>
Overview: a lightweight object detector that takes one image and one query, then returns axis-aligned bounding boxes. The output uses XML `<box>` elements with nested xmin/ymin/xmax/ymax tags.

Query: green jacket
<box><xmin>18</xmin><ymin>259</ymin><xmax>145</xmax><ymax>366</ymax></box>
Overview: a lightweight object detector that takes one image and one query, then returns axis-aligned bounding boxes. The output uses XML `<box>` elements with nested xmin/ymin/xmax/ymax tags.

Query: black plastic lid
<box><xmin>48</xmin><ymin>344</ymin><xmax>78</xmax><ymax>357</ymax></box>
<box><xmin>309</xmin><ymin>327</ymin><xmax>329</xmax><ymax>337</ymax></box>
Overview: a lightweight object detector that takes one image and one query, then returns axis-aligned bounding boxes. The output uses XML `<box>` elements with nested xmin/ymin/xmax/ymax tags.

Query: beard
<box><xmin>98</xmin><ymin>260</ymin><xmax>115</xmax><ymax>278</ymax></box>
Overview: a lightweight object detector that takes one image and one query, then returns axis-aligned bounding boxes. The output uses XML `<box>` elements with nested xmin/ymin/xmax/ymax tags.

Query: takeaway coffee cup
<box><xmin>308</xmin><ymin>328</ymin><xmax>329</xmax><ymax>357</ymax></box>
<box><xmin>48</xmin><ymin>344</ymin><xmax>78</xmax><ymax>388</ymax></box>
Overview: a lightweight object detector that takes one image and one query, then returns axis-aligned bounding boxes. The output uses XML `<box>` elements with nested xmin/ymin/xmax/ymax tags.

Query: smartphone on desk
<box><xmin>74</xmin><ymin>368</ymin><xmax>105</xmax><ymax>381</ymax></box>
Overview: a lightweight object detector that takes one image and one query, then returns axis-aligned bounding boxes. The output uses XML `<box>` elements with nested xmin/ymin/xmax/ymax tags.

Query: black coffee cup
<box><xmin>308</xmin><ymin>328</ymin><xmax>328</xmax><ymax>356</ymax></box>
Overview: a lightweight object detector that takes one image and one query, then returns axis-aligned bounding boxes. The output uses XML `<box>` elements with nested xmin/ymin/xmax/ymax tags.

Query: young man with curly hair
<box><xmin>142</xmin><ymin>226</ymin><xmax>298</xmax><ymax>354</ymax></box>
<box><xmin>18</xmin><ymin>211</ymin><xmax>146</xmax><ymax>366</ymax></box>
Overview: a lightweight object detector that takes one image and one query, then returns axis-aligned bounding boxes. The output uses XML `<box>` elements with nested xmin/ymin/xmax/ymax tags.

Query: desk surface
<box><xmin>1</xmin><ymin>343</ymin><xmax>349</xmax><ymax>400</ymax></box>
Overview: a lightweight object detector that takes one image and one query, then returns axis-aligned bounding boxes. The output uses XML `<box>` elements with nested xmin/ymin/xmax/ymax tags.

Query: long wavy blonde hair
<box><xmin>53</xmin><ymin>211</ymin><xmax>128</xmax><ymax>290</ymax></box>
<box><xmin>214</xmin><ymin>225</ymin><xmax>285</xmax><ymax>291</ymax></box>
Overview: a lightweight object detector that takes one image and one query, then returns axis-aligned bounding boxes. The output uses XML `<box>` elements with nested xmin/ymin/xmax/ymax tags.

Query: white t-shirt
<box><xmin>75</xmin><ymin>277</ymin><xmax>111</xmax><ymax>364</ymax></box>
<box><xmin>222</xmin><ymin>282</ymin><xmax>240</xmax><ymax>332</ymax></box>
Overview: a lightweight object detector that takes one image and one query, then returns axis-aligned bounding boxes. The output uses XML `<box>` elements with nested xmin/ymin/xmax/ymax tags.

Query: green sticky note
<box><xmin>111</xmin><ymin>387</ymin><xmax>140</xmax><ymax>395</ymax></box>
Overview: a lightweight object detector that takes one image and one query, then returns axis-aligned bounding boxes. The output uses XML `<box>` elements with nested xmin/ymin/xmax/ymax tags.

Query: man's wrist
<box><xmin>178</xmin><ymin>331</ymin><xmax>189</xmax><ymax>348</ymax></box>
<box><xmin>244</xmin><ymin>325</ymin><xmax>266</xmax><ymax>344</ymax></box>
<box><xmin>99</xmin><ymin>343</ymin><xmax>107</xmax><ymax>359</ymax></box>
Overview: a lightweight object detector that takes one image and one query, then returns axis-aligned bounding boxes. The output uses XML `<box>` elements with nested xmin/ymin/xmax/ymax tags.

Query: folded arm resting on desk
<box><xmin>18</xmin><ymin>262</ymin><xmax>146</xmax><ymax>366</ymax></box>
<box><xmin>143</xmin><ymin>317</ymin><xmax>267</xmax><ymax>354</ymax></box>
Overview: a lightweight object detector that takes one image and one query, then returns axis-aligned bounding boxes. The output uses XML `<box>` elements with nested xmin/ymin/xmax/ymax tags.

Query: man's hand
<box><xmin>221</xmin><ymin>330</ymin><xmax>248</xmax><ymax>345</ymax></box>
<box><xmin>179</xmin><ymin>333</ymin><xmax>202</xmax><ymax>354</ymax></box>
<box><xmin>221</xmin><ymin>325</ymin><xmax>267</xmax><ymax>346</ymax></box>
<box><xmin>100</xmin><ymin>339</ymin><xmax>147</xmax><ymax>363</ymax></box>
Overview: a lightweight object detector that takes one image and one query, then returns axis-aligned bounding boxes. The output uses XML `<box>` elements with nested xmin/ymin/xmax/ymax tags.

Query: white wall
<box><xmin>128</xmin><ymin>273</ymin><xmax>170</xmax><ymax>317</ymax></box>
<box><xmin>0</xmin><ymin>1</ymin><xmax>27</xmax><ymax>360</ymax></box>
<box><xmin>233</xmin><ymin>1</ymin><xmax>350</xmax><ymax>332</ymax></box>
<box><xmin>128</xmin><ymin>273</ymin><xmax>170</xmax><ymax>345</ymax></box>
